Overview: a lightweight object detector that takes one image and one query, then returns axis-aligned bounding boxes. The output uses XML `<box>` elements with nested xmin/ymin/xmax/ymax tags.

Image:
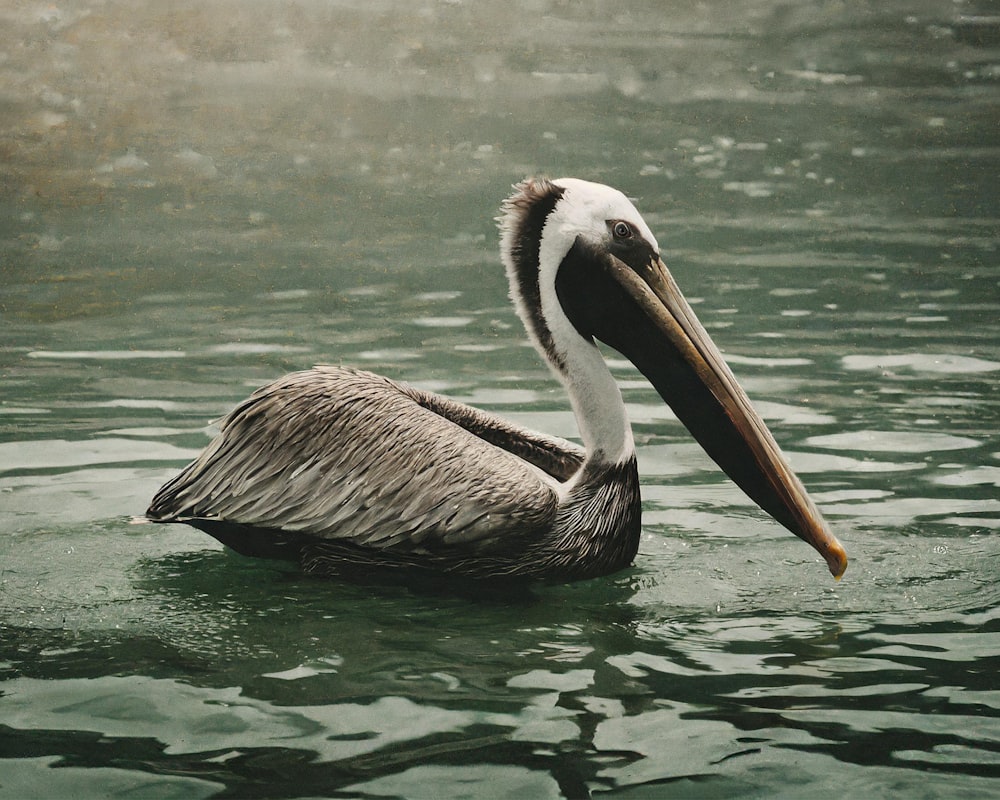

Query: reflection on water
<box><xmin>5</xmin><ymin>556</ymin><xmax>1000</xmax><ymax>796</ymax></box>
<box><xmin>2</xmin><ymin>0</ymin><xmax>999</xmax><ymax>797</ymax></box>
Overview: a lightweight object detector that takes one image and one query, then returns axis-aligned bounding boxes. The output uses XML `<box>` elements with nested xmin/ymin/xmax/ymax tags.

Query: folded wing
<box><xmin>147</xmin><ymin>366</ymin><xmax>585</xmax><ymax>557</ymax></box>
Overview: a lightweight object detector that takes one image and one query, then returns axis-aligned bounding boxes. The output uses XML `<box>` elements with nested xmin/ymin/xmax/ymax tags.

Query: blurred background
<box><xmin>1</xmin><ymin>2</ymin><xmax>999</xmax><ymax>797</ymax></box>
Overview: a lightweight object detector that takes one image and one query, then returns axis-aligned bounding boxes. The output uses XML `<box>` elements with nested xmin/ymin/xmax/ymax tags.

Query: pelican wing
<box><xmin>147</xmin><ymin>366</ymin><xmax>584</xmax><ymax>555</ymax></box>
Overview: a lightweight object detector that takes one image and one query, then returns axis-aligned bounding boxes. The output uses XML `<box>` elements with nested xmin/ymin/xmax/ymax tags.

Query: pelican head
<box><xmin>499</xmin><ymin>177</ymin><xmax>847</xmax><ymax>578</ymax></box>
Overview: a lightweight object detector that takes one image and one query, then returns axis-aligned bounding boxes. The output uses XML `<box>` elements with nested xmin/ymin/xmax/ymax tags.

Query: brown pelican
<box><xmin>147</xmin><ymin>177</ymin><xmax>847</xmax><ymax>582</ymax></box>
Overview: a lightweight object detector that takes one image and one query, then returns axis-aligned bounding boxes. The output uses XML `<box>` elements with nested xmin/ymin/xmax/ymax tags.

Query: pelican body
<box><xmin>147</xmin><ymin>178</ymin><xmax>847</xmax><ymax>582</ymax></box>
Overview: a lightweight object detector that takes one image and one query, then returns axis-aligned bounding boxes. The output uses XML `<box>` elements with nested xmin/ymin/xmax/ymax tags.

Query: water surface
<box><xmin>2</xmin><ymin>1</ymin><xmax>999</xmax><ymax>797</ymax></box>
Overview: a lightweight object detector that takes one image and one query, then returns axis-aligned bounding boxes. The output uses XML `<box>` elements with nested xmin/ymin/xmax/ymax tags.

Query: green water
<box><xmin>2</xmin><ymin>1</ymin><xmax>999</xmax><ymax>797</ymax></box>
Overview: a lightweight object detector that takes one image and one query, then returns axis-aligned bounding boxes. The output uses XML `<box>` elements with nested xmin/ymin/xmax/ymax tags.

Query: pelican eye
<box><xmin>610</xmin><ymin>220</ymin><xmax>633</xmax><ymax>240</ymax></box>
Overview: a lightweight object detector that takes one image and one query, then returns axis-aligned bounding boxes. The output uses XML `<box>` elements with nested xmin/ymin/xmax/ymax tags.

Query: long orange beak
<box><xmin>557</xmin><ymin>244</ymin><xmax>848</xmax><ymax>578</ymax></box>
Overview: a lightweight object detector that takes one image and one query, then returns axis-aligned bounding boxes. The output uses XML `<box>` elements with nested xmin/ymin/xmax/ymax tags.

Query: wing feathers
<box><xmin>147</xmin><ymin>366</ymin><xmax>579</xmax><ymax>556</ymax></box>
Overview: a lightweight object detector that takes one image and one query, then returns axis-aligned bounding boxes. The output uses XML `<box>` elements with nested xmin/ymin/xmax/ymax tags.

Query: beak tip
<box><xmin>825</xmin><ymin>541</ymin><xmax>849</xmax><ymax>580</ymax></box>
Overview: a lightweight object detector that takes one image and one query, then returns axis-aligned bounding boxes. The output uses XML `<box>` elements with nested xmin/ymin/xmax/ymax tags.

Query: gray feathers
<box><xmin>149</xmin><ymin>367</ymin><xmax>560</xmax><ymax>545</ymax></box>
<box><xmin>148</xmin><ymin>365</ymin><xmax>641</xmax><ymax>579</ymax></box>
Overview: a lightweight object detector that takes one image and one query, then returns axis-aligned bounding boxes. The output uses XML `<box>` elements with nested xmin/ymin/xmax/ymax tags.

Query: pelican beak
<box><xmin>557</xmin><ymin>244</ymin><xmax>848</xmax><ymax>579</ymax></box>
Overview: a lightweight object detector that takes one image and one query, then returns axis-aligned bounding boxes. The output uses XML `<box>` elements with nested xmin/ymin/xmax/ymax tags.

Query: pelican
<box><xmin>147</xmin><ymin>178</ymin><xmax>847</xmax><ymax>582</ymax></box>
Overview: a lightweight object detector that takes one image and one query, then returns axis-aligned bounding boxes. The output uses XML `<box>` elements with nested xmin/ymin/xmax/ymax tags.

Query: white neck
<box><xmin>556</xmin><ymin>337</ymin><xmax>635</xmax><ymax>465</ymax></box>
<box><xmin>535</xmin><ymin>221</ymin><xmax>635</xmax><ymax>466</ymax></box>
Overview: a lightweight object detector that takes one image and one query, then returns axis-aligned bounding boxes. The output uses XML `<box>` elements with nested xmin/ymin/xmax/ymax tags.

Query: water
<box><xmin>2</xmin><ymin>1</ymin><xmax>999</xmax><ymax>797</ymax></box>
